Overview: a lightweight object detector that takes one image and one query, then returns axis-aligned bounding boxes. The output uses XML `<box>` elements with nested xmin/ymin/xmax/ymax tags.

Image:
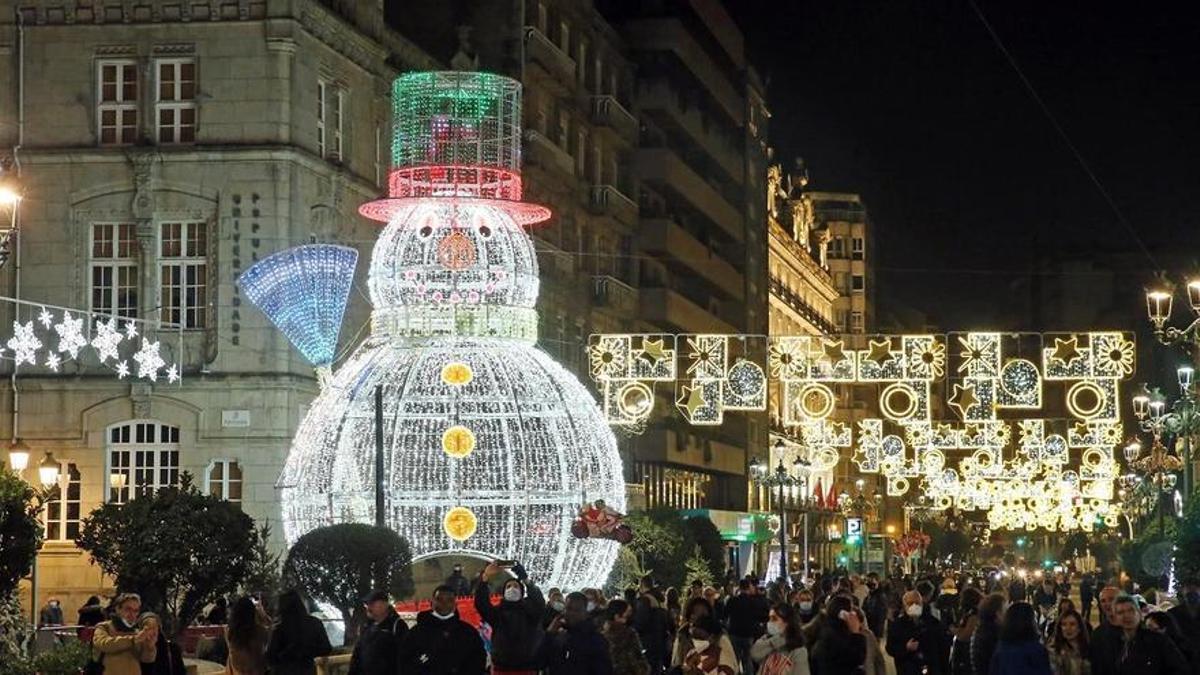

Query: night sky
<box><xmin>727</xmin><ymin>1</ymin><xmax>1200</xmax><ymax>328</ymax></box>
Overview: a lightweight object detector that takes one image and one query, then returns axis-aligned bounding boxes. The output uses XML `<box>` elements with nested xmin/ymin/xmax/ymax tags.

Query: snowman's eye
<box><xmin>478</xmin><ymin>225</ymin><xmax>492</xmax><ymax>238</ymax></box>
<box><xmin>419</xmin><ymin>225</ymin><xmax>433</xmax><ymax>238</ymax></box>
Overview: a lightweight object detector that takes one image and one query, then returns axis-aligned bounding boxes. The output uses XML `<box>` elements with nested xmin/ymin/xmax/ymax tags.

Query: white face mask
<box><xmin>766</xmin><ymin>621</ymin><xmax>784</xmax><ymax>637</ymax></box>
<box><xmin>692</xmin><ymin>639</ymin><xmax>710</xmax><ymax>652</ymax></box>
<box><xmin>503</xmin><ymin>588</ymin><xmax>523</xmax><ymax>602</ymax></box>
<box><xmin>798</xmin><ymin>601</ymin><xmax>813</xmax><ymax>612</ymax></box>
<box><xmin>432</xmin><ymin>610</ymin><xmax>454</xmax><ymax>621</ymax></box>
<box><xmin>586</xmin><ymin>601</ymin><xmax>596</xmax><ymax>612</ymax></box>
<box><xmin>550</xmin><ymin>600</ymin><xmax>565</xmax><ymax>612</ymax></box>
<box><xmin>906</xmin><ymin>604</ymin><xmax>923</xmax><ymax>618</ymax></box>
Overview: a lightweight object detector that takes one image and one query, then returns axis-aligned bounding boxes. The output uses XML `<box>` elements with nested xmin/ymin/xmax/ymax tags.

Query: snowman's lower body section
<box><xmin>279</xmin><ymin>337</ymin><xmax>626</xmax><ymax>590</ymax></box>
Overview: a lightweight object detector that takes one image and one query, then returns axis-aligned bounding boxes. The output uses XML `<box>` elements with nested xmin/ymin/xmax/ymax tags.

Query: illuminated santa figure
<box><xmin>243</xmin><ymin>71</ymin><xmax>625</xmax><ymax>589</ymax></box>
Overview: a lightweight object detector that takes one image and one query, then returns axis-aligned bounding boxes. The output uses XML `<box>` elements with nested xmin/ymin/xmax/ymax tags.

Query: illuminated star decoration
<box><xmin>54</xmin><ymin>311</ymin><xmax>88</xmax><ymax>359</ymax></box>
<box><xmin>7</xmin><ymin>321</ymin><xmax>41</xmax><ymax>366</ymax></box>
<box><xmin>957</xmin><ymin>336</ymin><xmax>984</xmax><ymax>374</ymax></box>
<box><xmin>677</xmin><ymin>384</ymin><xmax>707</xmax><ymax>417</ymax></box>
<box><xmin>865</xmin><ymin>339</ymin><xmax>894</xmax><ymax>366</ymax></box>
<box><xmin>124</xmin><ymin>320</ymin><xmax>139</xmax><ymax>339</ymax></box>
<box><xmin>115</xmin><ymin>360</ymin><xmax>129</xmax><ymax>379</ymax></box>
<box><xmin>822</xmin><ymin>340</ymin><xmax>847</xmax><ymax>363</ymax></box>
<box><xmin>44</xmin><ymin>353</ymin><xmax>60</xmax><ymax>371</ymax></box>
<box><xmin>948</xmin><ymin>383</ymin><xmax>979</xmax><ymax>419</ymax></box>
<box><xmin>1051</xmin><ymin>337</ymin><xmax>1082</xmax><ymax>366</ymax></box>
<box><xmin>37</xmin><ymin>307</ymin><xmax>53</xmax><ymax>329</ymax></box>
<box><xmin>166</xmin><ymin>364</ymin><xmax>180</xmax><ymax>384</ymax></box>
<box><xmin>132</xmin><ymin>339</ymin><xmax>166</xmax><ymax>380</ymax></box>
<box><xmin>90</xmin><ymin>318</ymin><xmax>124</xmax><ymax>363</ymax></box>
<box><xmin>636</xmin><ymin>338</ymin><xmax>668</xmax><ymax>366</ymax></box>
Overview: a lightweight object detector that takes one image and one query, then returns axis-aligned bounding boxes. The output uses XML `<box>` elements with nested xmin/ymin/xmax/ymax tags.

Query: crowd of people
<box><xmin>61</xmin><ymin>562</ymin><xmax>1200</xmax><ymax>675</ymax></box>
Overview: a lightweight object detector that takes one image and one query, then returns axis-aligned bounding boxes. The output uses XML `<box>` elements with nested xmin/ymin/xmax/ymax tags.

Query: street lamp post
<box><xmin>750</xmin><ymin>455</ymin><xmax>804</xmax><ymax>582</ymax></box>
<box><xmin>1145</xmin><ymin>281</ymin><xmax>1200</xmax><ymax>499</ymax></box>
<box><xmin>1124</xmin><ymin>418</ymin><xmax>1182</xmax><ymax>538</ymax></box>
<box><xmin>7</xmin><ymin>441</ymin><xmax>60</xmax><ymax>636</ymax></box>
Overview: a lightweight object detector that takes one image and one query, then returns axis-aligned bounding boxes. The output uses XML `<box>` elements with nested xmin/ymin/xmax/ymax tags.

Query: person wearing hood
<box><xmin>90</xmin><ymin>593</ymin><xmax>158</xmax><ymax>675</ymax></box>
<box><xmin>348</xmin><ymin>589</ymin><xmax>408</xmax><ymax>675</ymax></box>
<box><xmin>474</xmin><ymin>560</ymin><xmax>545</xmax><ymax>675</ymax></box>
<box><xmin>401</xmin><ymin>584</ymin><xmax>486</xmax><ymax>674</ymax></box>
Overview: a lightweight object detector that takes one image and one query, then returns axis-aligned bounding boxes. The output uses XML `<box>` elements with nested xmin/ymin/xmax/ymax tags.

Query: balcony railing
<box><xmin>524</xmin><ymin>27</ymin><xmax>576</xmax><ymax>92</ymax></box>
<box><xmin>769</xmin><ymin>276</ymin><xmax>837</xmax><ymax>336</ymax></box>
<box><xmin>588</xmin><ymin>185</ymin><xmax>638</xmax><ymax>228</ymax></box>
<box><xmin>590</xmin><ymin>95</ymin><xmax>639</xmax><ymax>144</ymax></box>
<box><xmin>523</xmin><ymin>129</ymin><xmax>575</xmax><ymax>178</ymax></box>
<box><xmin>593</xmin><ymin>275</ymin><xmax>639</xmax><ymax>314</ymax></box>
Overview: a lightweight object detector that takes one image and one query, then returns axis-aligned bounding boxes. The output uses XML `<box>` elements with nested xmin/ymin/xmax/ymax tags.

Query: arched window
<box><xmin>107</xmin><ymin>421</ymin><xmax>180</xmax><ymax>503</ymax></box>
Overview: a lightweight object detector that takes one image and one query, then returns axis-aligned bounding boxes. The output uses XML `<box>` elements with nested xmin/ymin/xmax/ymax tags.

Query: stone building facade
<box><xmin>0</xmin><ymin>0</ymin><xmax>436</xmax><ymax>611</ymax></box>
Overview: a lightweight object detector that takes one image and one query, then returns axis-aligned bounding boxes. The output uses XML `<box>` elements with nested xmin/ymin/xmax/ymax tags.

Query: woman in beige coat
<box><xmin>91</xmin><ymin>593</ymin><xmax>157</xmax><ymax>675</ymax></box>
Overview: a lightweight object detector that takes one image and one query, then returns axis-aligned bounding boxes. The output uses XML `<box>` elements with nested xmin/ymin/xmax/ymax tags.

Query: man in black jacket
<box><xmin>544</xmin><ymin>592</ymin><xmax>613</xmax><ymax>675</ymax></box>
<box><xmin>348</xmin><ymin>590</ymin><xmax>408</xmax><ymax>675</ymax></box>
<box><xmin>474</xmin><ymin>560</ymin><xmax>546</xmax><ymax>673</ymax></box>
<box><xmin>401</xmin><ymin>584</ymin><xmax>486</xmax><ymax>674</ymax></box>
<box><xmin>887</xmin><ymin>590</ymin><xmax>948</xmax><ymax>675</ymax></box>
<box><xmin>632</xmin><ymin>587</ymin><xmax>670</xmax><ymax>675</ymax></box>
<box><xmin>724</xmin><ymin>578</ymin><xmax>769</xmax><ymax>675</ymax></box>
<box><xmin>1090</xmin><ymin>594</ymin><xmax>1188</xmax><ymax>675</ymax></box>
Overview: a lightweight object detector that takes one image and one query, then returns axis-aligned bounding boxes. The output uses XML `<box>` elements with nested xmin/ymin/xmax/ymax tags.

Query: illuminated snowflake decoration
<box><xmin>166</xmin><ymin>364</ymin><xmax>180</xmax><ymax>384</ymax></box>
<box><xmin>132</xmin><ymin>339</ymin><xmax>165</xmax><ymax>380</ymax></box>
<box><xmin>272</xmin><ymin>71</ymin><xmax>623</xmax><ymax>590</ymax></box>
<box><xmin>115</xmin><ymin>360</ymin><xmax>129</xmax><ymax>379</ymax></box>
<box><xmin>90</xmin><ymin>318</ymin><xmax>123</xmax><ymax>363</ymax></box>
<box><xmin>37</xmin><ymin>307</ymin><xmax>53</xmax><ymax>329</ymax></box>
<box><xmin>44</xmin><ymin>353</ymin><xmax>60</xmax><ymax>371</ymax></box>
<box><xmin>54</xmin><ymin>311</ymin><xmax>88</xmax><ymax>359</ymax></box>
<box><xmin>7</xmin><ymin>321</ymin><xmax>41</xmax><ymax>366</ymax></box>
<box><xmin>124</xmin><ymin>320</ymin><xmax>138</xmax><ymax>339</ymax></box>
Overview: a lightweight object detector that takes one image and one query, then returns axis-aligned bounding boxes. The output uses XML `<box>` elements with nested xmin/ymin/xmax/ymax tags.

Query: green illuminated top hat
<box><xmin>359</xmin><ymin>71</ymin><xmax>550</xmax><ymax>225</ymax></box>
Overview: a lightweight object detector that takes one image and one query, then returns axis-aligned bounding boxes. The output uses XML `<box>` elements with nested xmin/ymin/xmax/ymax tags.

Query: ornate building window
<box><xmin>44</xmin><ymin>463</ymin><xmax>81</xmax><ymax>541</ymax></box>
<box><xmin>97</xmin><ymin>60</ymin><xmax>138</xmax><ymax>145</ymax></box>
<box><xmin>107</xmin><ymin>421</ymin><xmax>180</xmax><ymax>504</ymax></box>
<box><xmin>160</xmin><ymin>221</ymin><xmax>208</xmax><ymax>328</ymax></box>
<box><xmin>155</xmin><ymin>59</ymin><xmax>196</xmax><ymax>144</ymax></box>
<box><xmin>90</xmin><ymin>223</ymin><xmax>140</xmax><ymax>320</ymax></box>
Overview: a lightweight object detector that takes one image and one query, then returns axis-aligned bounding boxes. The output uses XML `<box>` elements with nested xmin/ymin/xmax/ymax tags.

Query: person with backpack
<box><xmin>348</xmin><ymin>590</ymin><xmax>408</xmax><ymax>675</ymax></box>
<box><xmin>474</xmin><ymin>560</ymin><xmax>546</xmax><ymax>675</ymax></box>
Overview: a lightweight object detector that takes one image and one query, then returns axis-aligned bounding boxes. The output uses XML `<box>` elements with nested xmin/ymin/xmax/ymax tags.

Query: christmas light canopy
<box><xmin>237</xmin><ymin>244</ymin><xmax>359</xmax><ymax>368</ymax></box>
<box><xmin>278</xmin><ymin>71</ymin><xmax>624</xmax><ymax>590</ymax></box>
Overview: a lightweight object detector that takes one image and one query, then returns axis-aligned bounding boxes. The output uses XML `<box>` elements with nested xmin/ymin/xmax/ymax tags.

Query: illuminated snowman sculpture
<box><xmin>246</xmin><ymin>72</ymin><xmax>625</xmax><ymax>589</ymax></box>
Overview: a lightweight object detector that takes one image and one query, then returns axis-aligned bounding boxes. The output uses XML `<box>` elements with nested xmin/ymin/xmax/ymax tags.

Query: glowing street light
<box><xmin>7</xmin><ymin>439</ymin><xmax>30</xmax><ymax>472</ymax></box>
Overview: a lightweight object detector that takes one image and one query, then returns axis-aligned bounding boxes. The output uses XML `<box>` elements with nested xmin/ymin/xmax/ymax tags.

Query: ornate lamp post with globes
<box><xmin>1145</xmin><ymin>282</ymin><xmax>1200</xmax><ymax>499</ymax></box>
<box><xmin>1124</xmin><ymin>392</ymin><xmax>1184</xmax><ymax>537</ymax></box>
<box><xmin>750</xmin><ymin>454</ymin><xmax>800</xmax><ymax>582</ymax></box>
<box><xmin>7</xmin><ymin>440</ymin><xmax>60</xmax><ymax>637</ymax></box>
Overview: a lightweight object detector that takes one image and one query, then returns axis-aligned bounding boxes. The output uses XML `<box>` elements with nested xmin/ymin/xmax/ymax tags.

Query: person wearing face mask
<box><xmin>887</xmin><ymin>590</ymin><xmax>948</xmax><ymax>675</ymax></box>
<box><xmin>1167</xmin><ymin>580</ymin><xmax>1200</xmax><ymax>648</ymax></box>
<box><xmin>750</xmin><ymin>603</ymin><xmax>810</xmax><ymax>675</ymax></box>
<box><xmin>39</xmin><ymin>596</ymin><xmax>64</xmax><ymax>627</ymax></box>
<box><xmin>679</xmin><ymin>614</ymin><xmax>737</xmax><ymax>675</ymax></box>
<box><xmin>400</xmin><ymin>585</ymin><xmax>486</xmax><ymax>675</ymax></box>
<box><xmin>474</xmin><ymin>560</ymin><xmax>546</xmax><ymax>675</ymax></box>
<box><xmin>544</xmin><ymin>588</ymin><xmax>567</xmax><ymax>629</ymax></box>
<box><xmin>793</xmin><ymin>590</ymin><xmax>817</xmax><ymax>625</ymax></box>
<box><xmin>601</xmin><ymin>599</ymin><xmax>648</xmax><ymax>675</ymax></box>
<box><xmin>89</xmin><ymin>593</ymin><xmax>158</xmax><ymax>675</ymax></box>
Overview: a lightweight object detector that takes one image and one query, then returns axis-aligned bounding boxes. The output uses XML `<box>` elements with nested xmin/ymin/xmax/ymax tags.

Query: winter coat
<box><xmin>970</xmin><ymin>619</ymin><xmax>1000</xmax><ymax>675</ymax></box>
<box><xmin>633</xmin><ymin>594</ymin><xmax>671</xmax><ymax>668</ymax></box>
<box><xmin>863</xmin><ymin>629</ymin><xmax>887</xmax><ymax>675</ymax></box>
<box><xmin>473</xmin><ymin>578</ymin><xmax>545</xmax><ymax>670</ymax></box>
<box><xmin>810</xmin><ymin>628</ymin><xmax>866</xmax><ymax>675</ymax></box>
<box><xmin>348</xmin><ymin>609</ymin><xmax>408</xmax><ymax>675</ymax></box>
<box><xmin>676</xmin><ymin>633</ymin><xmax>738</xmax><ymax>675</ymax></box>
<box><xmin>988</xmin><ymin>639</ymin><xmax>1051</xmax><ymax>675</ymax></box>
<box><xmin>727</xmin><ymin>594</ymin><xmax>771</xmax><ymax>639</ymax></box>
<box><xmin>950</xmin><ymin>611</ymin><xmax>979</xmax><ymax>675</ymax></box>
<box><xmin>544</xmin><ymin>619</ymin><xmax>613</xmax><ymax>675</ymax></box>
<box><xmin>603</xmin><ymin>622</ymin><xmax>649</xmax><ymax>675</ymax></box>
<box><xmin>92</xmin><ymin>620</ymin><xmax>157</xmax><ymax>675</ymax></box>
<box><xmin>399</xmin><ymin>609</ymin><xmax>487</xmax><ymax>675</ymax></box>
<box><xmin>266</xmin><ymin>614</ymin><xmax>332</xmax><ymax>675</ymax></box>
<box><xmin>888</xmin><ymin>613</ymin><xmax>949</xmax><ymax>675</ymax></box>
<box><xmin>1089</xmin><ymin>627</ymin><xmax>1190</xmax><ymax>675</ymax></box>
<box><xmin>750</xmin><ymin>634</ymin><xmax>810</xmax><ymax>675</ymax></box>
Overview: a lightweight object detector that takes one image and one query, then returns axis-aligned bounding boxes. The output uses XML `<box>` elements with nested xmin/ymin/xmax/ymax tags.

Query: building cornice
<box><xmin>768</xmin><ymin>217</ymin><xmax>837</xmax><ymax>298</ymax></box>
